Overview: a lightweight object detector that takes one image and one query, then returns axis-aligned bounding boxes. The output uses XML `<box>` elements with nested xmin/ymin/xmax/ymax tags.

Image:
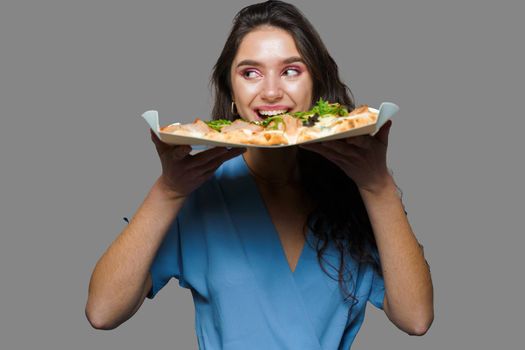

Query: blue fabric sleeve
<box><xmin>146</xmin><ymin>217</ymin><xmax>185</xmax><ymax>299</ymax></box>
<box><xmin>368</xmin><ymin>267</ymin><xmax>385</xmax><ymax>310</ymax></box>
<box><xmin>367</xmin><ymin>246</ymin><xmax>386</xmax><ymax>310</ymax></box>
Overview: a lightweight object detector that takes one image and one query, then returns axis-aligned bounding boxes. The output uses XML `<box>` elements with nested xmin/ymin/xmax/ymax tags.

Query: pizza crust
<box><xmin>160</xmin><ymin>106</ymin><xmax>378</xmax><ymax>147</ymax></box>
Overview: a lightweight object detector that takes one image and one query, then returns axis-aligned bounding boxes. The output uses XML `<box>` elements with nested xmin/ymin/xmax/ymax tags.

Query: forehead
<box><xmin>233</xmin><ymin>27</ymin><xmax>302</xmax><ymax>64</ymax></box>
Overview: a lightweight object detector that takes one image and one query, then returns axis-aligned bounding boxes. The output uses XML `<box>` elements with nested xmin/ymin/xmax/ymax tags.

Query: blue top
<box><xmin>147</xmin><ymin>154</ymin><xmax>385</xmax><ymax>350</ymax></box>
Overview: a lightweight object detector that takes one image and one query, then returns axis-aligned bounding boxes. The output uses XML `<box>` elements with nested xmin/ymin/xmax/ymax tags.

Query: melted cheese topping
<box><xmin>162</xmin><ymin>109</ymin><xmax>376</xmax><ymax>146</ymax></box>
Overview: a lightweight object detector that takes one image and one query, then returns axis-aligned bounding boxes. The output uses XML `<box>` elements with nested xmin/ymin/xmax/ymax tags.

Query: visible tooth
<box><xmin>259</xmin><ymin>109</ymin><xmax>287</xmax><ymax>116</ymax></box>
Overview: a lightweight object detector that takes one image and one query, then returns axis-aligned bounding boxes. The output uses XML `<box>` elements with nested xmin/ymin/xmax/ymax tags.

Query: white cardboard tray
<box><xmin>142</xmin><ymin>102</ymin><xmax>399</xmax><ymax>150</ymax></box>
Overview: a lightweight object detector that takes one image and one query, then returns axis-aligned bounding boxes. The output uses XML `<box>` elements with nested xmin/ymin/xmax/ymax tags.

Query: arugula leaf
<box><xmin>292</xmin><ymin>98</ymin><xmax>349</xmax><ymax>124</ymax></box>
<box><xmin>292</xmin><ymin>111</ymin><xmax>311</xmax><ymax>120</ymax></box>
<box><xmin>260</xmin><ymin>115</ymin><xmax>284</xmax><ymax>129</ymax></box>
<box><xmin>205</xmin><ymin>119</ymin><xmax>232</xmax><ymax>131</ymax></box>
<box><xmin>206</xmin><ymin>98</ymin><xmax>347</xmax><ymax>132</ymax></box>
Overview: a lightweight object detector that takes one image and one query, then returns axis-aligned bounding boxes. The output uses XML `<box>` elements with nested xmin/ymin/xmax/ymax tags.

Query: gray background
<box><xmin>1</xmin><ymin>0</ymin><xmax>523</xmax><ymax>348</ymax></box>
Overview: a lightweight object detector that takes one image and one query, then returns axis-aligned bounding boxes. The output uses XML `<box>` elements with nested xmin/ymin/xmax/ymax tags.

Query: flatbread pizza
<box><xmin>159</xmin><ymin>99</ymin><xmax>378</xmax><ymax>147</ymax></box>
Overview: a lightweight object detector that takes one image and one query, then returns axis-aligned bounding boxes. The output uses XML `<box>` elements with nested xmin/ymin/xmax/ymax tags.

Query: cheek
<box><xmin>232</xmin><ymin>79</ymin><xmax>259</xmax><ymax>105</ymax></box>
<box><xmin>286</xmin><ymin>79</ymin><xmax>313</xmax><ymax>103</ymax></box>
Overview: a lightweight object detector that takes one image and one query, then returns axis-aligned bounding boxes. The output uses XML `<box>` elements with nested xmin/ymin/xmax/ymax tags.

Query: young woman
<box><xmin>86</xmin><ymin>1</ymin><xmax>433</xmax><ymax>348</ymax></box>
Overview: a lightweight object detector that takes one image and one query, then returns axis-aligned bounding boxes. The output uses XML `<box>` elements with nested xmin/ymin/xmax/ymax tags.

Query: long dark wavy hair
<box><xmin>210</xmin><ymin>0</ymin><xmax>382</xmax><ymax>320</ymax></box>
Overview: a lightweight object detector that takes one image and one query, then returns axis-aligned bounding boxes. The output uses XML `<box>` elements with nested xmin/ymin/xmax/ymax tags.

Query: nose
<box><xmin>260</xmin><ymin>73</ymin><xmax>283</xmax><ymax>101</ymax></box>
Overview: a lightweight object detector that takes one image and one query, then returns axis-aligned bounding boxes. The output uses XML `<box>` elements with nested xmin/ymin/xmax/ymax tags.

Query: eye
<box><xmin>242</xmin><ymin>69</ymin><xmax>260</xmax><ymax>79</ymax></box>
<box><xmin>283</xmin><ymin>67</ymin><xmax>301</xmax><ymax>77</ymax></box>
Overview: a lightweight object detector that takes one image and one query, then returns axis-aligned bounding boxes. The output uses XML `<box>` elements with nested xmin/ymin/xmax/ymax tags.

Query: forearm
<box><xmin>86</xmin><ymin>177</ymin><xmax>186</xmax><ymax>329</ymax></box>
<box><xmin>360</xmin><ymin>177</ymin><xmax>434</xmax><ymax>335</ymax></box>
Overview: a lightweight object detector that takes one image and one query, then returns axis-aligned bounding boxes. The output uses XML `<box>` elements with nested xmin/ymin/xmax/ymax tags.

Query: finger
<box><xmin>374</xmin><ymin>119</ymin><xmax>392</xmax><ymax>146</ymax></box>
<box><xmin>197</xmin><ymin>167</ymin><xmax>218</xmax><ymax>180</ymax></box>
<box><xmin>343</xmin><ymin>135</ymin><xmax>372</xmax><ymax>148</ymax></box>
<box><xmin>186</xmin><ymin>147</ymin><xmax>240</xmax><ymax>169</ymax></box>
<box><xmin>322</xmin><ymin>140</ymin><xmax>352</xmax><ymax>153</ymax></box>
<box><xmin>150</xmin><ymin>129</ymin><xmax>169</xmax><ymax>154</ymax></box>
<box><xmin>302</xmin><ymin>142</ymin><xmax>348</xmax><ymax>165</ymax></box>
<box><xmin>320</xmin><ymin>140</ymin><xmax>362</xmax><ymax>160</ymax></box>
<box><xmin>300</xmin><ymin>142</ymin><xmax>341</xmax><ymax>158</ymax></box>
<box><xmin>170</xmin><ymin>144</ymin><xmax>192</xmax><ymax>160</ymax></box>
<box><xmin>197</xmin><ymin>147</ymin><xmax>247</xmax><ymax>171</ymax></box>
<box><xmin>298</xmin><ymin>142</ymin><xmax>325</xmax><ymax>151</ymax></box>
<box><xmin>151</xmin><ymin>129</ymin><xmax>189</xmax><ymax>159</ymax></box>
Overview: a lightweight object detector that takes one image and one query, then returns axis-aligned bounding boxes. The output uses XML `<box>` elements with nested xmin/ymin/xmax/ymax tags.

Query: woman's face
<box><xmin>230</xmin><ymin>26</ymin><xmax>313</xmax><ymax>122</ymax></box>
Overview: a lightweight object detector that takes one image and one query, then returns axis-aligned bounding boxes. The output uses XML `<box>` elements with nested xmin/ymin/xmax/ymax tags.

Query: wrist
<box><xmin>153</xmin><ymin>177</ymin><xmax>188</xmax><ymax>203</ymax></box>
<box><xmin>358</xmin><ymin>174</ymin><xmax>398</xmax><ymax>199</ymax></box>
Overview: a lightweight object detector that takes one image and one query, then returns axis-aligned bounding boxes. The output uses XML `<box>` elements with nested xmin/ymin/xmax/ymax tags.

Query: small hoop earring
<box><xmin>231</xmin><ymin>101</ymin><xmax>238</xmax><ymax>116</ymax></box>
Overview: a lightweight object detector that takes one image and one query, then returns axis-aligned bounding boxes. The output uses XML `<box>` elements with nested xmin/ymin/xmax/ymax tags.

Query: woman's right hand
<box><xmin>150</xmin><ymin>130</ymin><xmax>246</xmax><ymax>199</ymax></box>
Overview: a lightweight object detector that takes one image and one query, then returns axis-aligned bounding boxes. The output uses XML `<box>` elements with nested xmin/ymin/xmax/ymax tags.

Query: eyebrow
<box><xmin>235</xmin><ymin>56</ymin><xmax>305</xmax><ymax>68</ymax></box>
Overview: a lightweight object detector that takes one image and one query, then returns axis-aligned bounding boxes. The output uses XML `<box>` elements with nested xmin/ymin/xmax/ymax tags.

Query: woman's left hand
<box><xmin>299</xmin><ymin>120</ymin><xmax>394</xmax><ymax>195</ymax></box>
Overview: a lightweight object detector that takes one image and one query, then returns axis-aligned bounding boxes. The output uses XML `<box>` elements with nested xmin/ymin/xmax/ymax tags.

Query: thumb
<box><xmin>374</xmin><ymin>119</ymin><xmax>392</xmax><ymax>146</ymax></box>
<box><xmin>150</xmin><ymin>129</ymin><xmax>170</xmax><ymax>154</ymax></box>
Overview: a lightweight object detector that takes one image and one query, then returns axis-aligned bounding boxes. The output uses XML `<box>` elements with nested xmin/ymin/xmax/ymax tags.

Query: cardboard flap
<box><xmin>141</xmin><ymin>110</ymin><xmax>160</xmax><ymax>138</ymax></box>
<box><xmin>372</xmin><ymin>102</ymin><xmax>399</xmax><ymax>136</ymax></box>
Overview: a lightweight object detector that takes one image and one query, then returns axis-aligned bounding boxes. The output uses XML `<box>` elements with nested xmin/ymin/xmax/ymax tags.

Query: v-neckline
<box><xmin>214</xmin><ymin>156</ymin><xmax>326</xmax><ymax>349</ymax></box>
<box><xmin>239</xmin><ymin>154</ymin><xmax>309</xmax><ymax>275</ymax></box>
